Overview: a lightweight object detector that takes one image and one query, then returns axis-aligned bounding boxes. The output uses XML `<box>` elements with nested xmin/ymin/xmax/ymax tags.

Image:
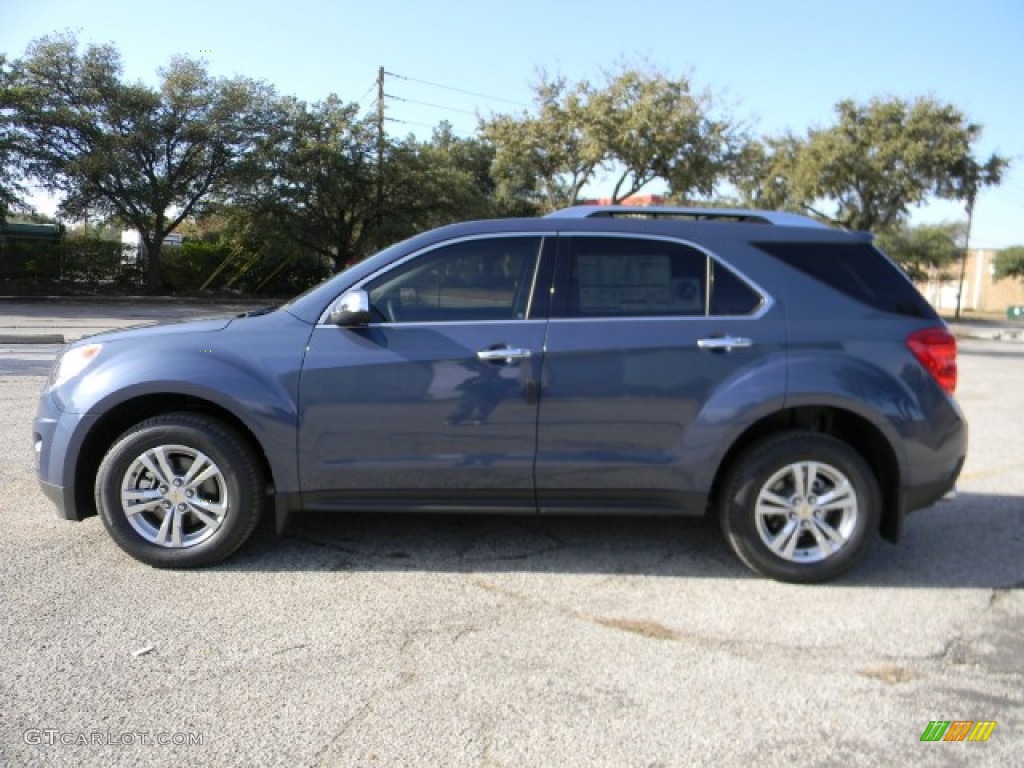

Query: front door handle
<box><xmin>477</xmin><ymin>346</ymin><xmax>532</xmax><ymax>363</ymax></box>
<box><xmin>697</xmin><ymin>336</ymin><xmax>753</xmax><ymax>352</ymax></box>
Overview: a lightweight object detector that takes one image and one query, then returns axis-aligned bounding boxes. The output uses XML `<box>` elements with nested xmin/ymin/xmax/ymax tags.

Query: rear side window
<box><xmin>562</xmin><ymin>237</ymin><xmax>763</xmax><ymax>318</ymax></box>
<box><xmin>754</xmin><ymin>241</ymin><xmax>935</xmax><ymax>318</ymax></box>
<box><xmin>711</xmin><ymin>261</ymin><xmax>763</xmax><ymax>316</ymax></box>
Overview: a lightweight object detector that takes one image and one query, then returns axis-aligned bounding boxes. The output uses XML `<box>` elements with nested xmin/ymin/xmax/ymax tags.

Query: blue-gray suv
<box><xmin>33</xmin><ymin>206</ymin><xmax>966</xmax><ymax>582</ymax></box>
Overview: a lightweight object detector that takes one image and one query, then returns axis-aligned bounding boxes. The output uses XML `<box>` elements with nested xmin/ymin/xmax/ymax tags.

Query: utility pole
<box><xmin>376</xmin><ymin>66</ymin><xmax>385</xmax><ymax>250</ymax></box>
<box><xmin>954</xmin><ymin>191</ymin><xmax>975</xmax><ymax>320</ymax></box>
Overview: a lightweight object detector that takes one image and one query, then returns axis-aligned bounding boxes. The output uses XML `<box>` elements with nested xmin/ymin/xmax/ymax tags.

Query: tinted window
<box><xmin>567</xmin><ymin>238</ymin><xmax>707</xmax><ymax>317</ymax></box>
<box><xmin>711</xmin><ymin>262</ymin><xmax>763</xmax><ymax>316</ymax></box>
<box><xmin>563</xmin><ymin>237</ymin><xmax>763</xmax><ymax>318</ymax></box>
<box><xmin>754</xmin><ymin>241</ymin><xmax>935</xmax><ymax>318</ymax></box>
<box><xmin>366</xmin><ymin>237</ymin><xmax>543</xmax><ymax>322</ymax></box>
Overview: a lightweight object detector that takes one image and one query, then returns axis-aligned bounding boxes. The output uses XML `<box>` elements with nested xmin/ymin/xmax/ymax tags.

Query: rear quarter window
<box><xmin>753</xmin><ymin>241</ymin><xmax>936</xmax><ymax>318</ymax></box>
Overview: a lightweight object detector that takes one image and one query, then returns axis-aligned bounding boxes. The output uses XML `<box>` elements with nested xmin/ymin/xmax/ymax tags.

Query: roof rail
<box><xmin>545</xmin><ymin>205</ymin><xmax>829</xmax><ymax>229</ymax></box>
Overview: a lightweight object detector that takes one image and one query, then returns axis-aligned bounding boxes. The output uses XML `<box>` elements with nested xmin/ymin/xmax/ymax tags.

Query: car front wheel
<box><xmin>95</xmin><ymin>413</ymin><xmax>264</xmax><ymax>568</ymax></box>
<box><xmin>718</xmin><ymin>431</ymin><xmax>880</xmax><ymax>583</ymax></box>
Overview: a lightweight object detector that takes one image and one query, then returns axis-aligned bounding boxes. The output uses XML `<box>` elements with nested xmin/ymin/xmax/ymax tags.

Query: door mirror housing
<box><xmin>328</xmin><ymin>290</ymin><xmax>372</xmax><ymax>326</ymax></box>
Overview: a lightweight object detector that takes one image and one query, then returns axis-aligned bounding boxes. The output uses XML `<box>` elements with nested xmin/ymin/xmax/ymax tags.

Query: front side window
<box><xmin>365</xmin><ymin>236</ymin><xmax>543</xmax><ymax>323</ymax></box>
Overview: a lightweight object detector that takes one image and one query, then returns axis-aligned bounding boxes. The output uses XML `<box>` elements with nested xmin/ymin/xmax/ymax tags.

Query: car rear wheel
<box><xmin>95</xmin><ymin>413</ymin><xmax>264</xmax><ymax>568</ymax></box>
<box><xmin>718</xmin><ymin>431</ymin><xmax>880</xmax><ymax>583</ymax></box>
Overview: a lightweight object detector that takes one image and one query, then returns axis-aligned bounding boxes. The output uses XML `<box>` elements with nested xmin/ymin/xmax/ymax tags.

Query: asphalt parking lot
<box><xmin>0</xmin><ymin>304</ymin><xmax>1020</xmax><ymax>767</ymax></box>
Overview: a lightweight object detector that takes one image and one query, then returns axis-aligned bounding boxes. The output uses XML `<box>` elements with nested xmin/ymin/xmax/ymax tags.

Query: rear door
<box><xmin>298</xmin><ymin>235</ymin><xmax>553</xmax><ymax>510</ymax></box>
<box><xmin>535</xmin><ymin>234</ymin><xmax>787</xmax><ymax>513</ymax></box>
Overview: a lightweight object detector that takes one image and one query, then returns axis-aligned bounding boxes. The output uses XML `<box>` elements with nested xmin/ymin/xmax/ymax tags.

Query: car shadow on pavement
<box><xmin>220</xmin><ymin>492</ymin><xmax>1023</xmax><ymax>589</ymax></box>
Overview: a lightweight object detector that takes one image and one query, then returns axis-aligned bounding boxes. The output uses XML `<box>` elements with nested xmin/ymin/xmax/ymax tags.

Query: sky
<box><xmin>3</xmin><ymin>0</ymin><xmax>1023</xmax><ymax>248</ymax></box>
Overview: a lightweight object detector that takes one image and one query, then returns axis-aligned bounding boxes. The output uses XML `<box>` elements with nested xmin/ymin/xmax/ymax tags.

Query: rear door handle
<box><xmin>477</xmin><ymin>346</ymin><xmax>532</xmax><ymax>363</ymax></box>
<box><xmin>697</xmin><ymin>336</ymin><xmax>752</xmax><ymax>352</ymax></box>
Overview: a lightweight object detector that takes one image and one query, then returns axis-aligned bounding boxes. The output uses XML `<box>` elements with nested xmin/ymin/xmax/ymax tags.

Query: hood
<box><xmin>75</xmin><ymin>316</ymin><xmax>234</xmax><ymax>344</ymax></box>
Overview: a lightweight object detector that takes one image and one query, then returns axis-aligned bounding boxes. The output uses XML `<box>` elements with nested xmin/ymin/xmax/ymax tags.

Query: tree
<box><xmin>738</xmin><ymin>97</ymin><xmax>1009</xmax><ymax>232</ymax></box>
<box><xmin>590</xmin><ymin>67</ymin><xmax>741</xmax><ymax>203</ymax></box>
<box><xmin>382</xmin><ymin>123</ymin><xmax>534</xmax><ymax>242</ymax></box>
<box><xmin>949</xmin><ymin>154</ymin><xmax>1006</xmax><ymax>318</ymax></box>
<box><xmin>875</xmin><ymin>221</ymin><xmax>965</xmax><ymax>282</ymax></box>
<box><xmin>5</xmin><ymin>32</ymin><xmax>275</xmax><ymax>289</ymax></box>
<box><xmin>994</xmin><ymin>246</ymin><xmax>1024</xmax><ymax>282</ymax></box>
<box><xmin>231</xmin><ymin>95</ymin><xmax>380</xmax><ymax>268</ymax></box>
<box><xmin>0</xmin><ymin>54</ymin><xmax>27</xmax><ymax>223</ymax></box>
<box><xmin>482</xmin><ymin>65</ymin><xmax>739</xmax><ymax>212</ymax></box>
<box><xmin>234</xmin><ymin>100</ymin><xmax>520</xmax><ymax>271</ymax></box>
<box><xmin>482</xmin><ymin>73</ymin><xmax>603</xmax><ymax>210</ymax></box>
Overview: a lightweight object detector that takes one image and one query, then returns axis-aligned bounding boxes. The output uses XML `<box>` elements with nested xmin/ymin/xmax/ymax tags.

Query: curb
<box><xmin>0</xmin><ymin>333</ymin><xmax>66</xmax><ymax>344</ymax></box>
<box><xmin>0</xmin><ymin>295</ymin><xmax>277</xmax><ymax>305</ymax></box>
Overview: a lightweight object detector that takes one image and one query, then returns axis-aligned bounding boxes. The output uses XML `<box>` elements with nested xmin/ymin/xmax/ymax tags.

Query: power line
<box><xmin>386</xmin><ymin>94</ymin><xmax>480</xmax><ymax>118</ymax></box>
<box><xmin>385</xmin><ymin>70</ymin><xmax>529</xmax><ymax>109</ymax></box>
<box><xmin>356</xmin><ymin>82</ymin><xmax>377</xmax><ymax>109</ymax></box>
<box><xmin>385</xmin><ymin>117</ymin><xmax>447</xmax><ymax>131</ymax></box>
<box><xmin>990</xmin><ymin>187</ymin><xmax>1024</xmax><ymax>206</ymax></box>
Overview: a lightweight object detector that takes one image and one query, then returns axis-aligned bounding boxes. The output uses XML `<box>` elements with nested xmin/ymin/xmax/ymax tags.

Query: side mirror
<box><xmin>327</xmin><ymin>289</ymin><xmax>372</xmax><ymax>326</ymax></box>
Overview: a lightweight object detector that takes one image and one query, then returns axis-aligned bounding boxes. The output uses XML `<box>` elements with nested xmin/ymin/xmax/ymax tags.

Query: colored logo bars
<box><xmin>920</xmin><ymin>721</ymin><xmax>997</xmax><ymax>742</ymax></box>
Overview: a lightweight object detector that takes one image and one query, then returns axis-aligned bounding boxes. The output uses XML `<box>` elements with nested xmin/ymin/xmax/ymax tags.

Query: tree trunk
<box><xmin>144</xmin><ymin>237</ymin><xmax>163</xmax><ymax>293</ymax></box>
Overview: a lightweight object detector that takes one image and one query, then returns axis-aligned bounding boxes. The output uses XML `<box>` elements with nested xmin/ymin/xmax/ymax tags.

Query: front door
<box><xmin>298</xmin><ymin>235</ymin><xmax>552</xmax><ymax>511</ymax></box>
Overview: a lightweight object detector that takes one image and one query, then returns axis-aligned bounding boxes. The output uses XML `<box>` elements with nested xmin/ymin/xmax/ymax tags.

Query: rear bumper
<box><xmin>904</xmin><ymin>454</ymin><xmax>965</xmax><ymax>514</ymax></box>
<box><xmin>883</xmin><ymin>443</ymin><xmax>965</xmax><ymax>544</ymax></box>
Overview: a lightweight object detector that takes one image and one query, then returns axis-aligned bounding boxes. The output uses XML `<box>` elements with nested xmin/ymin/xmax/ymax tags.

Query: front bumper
<box><xmin>33</xmin><ymin>391</ymin><xmax>99</xmax><ymax>521</ymax></box>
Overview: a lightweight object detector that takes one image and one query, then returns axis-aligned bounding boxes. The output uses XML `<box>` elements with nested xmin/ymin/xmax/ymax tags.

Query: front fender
<box><xmin>50</xmin><ymin>312</ymin><xmax>312</xmax><ymax>496</ymax></box>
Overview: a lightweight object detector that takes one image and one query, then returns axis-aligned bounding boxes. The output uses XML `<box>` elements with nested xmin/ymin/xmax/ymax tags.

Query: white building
<box><xmin>120</xmin><ymin>230</ymin><xmax>183</xmax><ymax>263</ymax></box>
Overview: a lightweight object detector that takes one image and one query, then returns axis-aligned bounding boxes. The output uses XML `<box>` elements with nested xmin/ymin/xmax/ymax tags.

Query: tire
<box><xmin>95</xmin><ymin>412</ymin><xmax>264</xmax><ymax>568</ymax></box>
<box><xmin>718</xmin><ymin>431</ymin><xmax>880</xmax><ymax>583</ymax></box>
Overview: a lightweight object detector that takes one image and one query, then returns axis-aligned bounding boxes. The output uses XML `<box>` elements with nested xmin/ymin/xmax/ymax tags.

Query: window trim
<box><xmin>551</xmin><ymin>232</ymin><xmax>772</xmax><ymax>321</ymax></box>
<box><xmin>317</xmin><ymin>233</ymin><xmax>552</xmax><ymax>327</ymax></box>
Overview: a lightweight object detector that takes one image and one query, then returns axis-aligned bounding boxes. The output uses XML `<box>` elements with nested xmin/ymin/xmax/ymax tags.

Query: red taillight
<box><xmin>907</xmin><ymin>328</ymin><xmax>958</xmax><ymax>394</ymax></box>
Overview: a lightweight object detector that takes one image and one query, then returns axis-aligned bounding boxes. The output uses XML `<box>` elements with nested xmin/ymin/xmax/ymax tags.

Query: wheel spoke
<box><xmin>815</xmin><ymin>481</ymin><xmax>854</xmax><ymax>509</ymax></box>
<box><xmin>806</xmin><ymin>462</ymin><xmax>822</xmax><ymax>496</ymax></box>
<box><xmin>182</xmin><ymin>452</ymin><xmax>215</xmax><ymax>487</ymax></box>
<box><xmin>137</xmin><ymin>452</ymin><xmax>172</xmax><ymax>488</ymax></box>
<box><xmin>806</xmin><ymin>519</ymin><xmax>833</xmax><ymax>554</ymax></box>
<box><xmin>151</xmin><ymin>446</ymin><xmax>177</xmax><ymax>486</ymax></box>
<box><xmin>757</xmin><ymin>489</ymin><xmax>793</xmax><ymax>513</ymax></box>
<box><xmin>187</xmin><ymin>503</ymin><xmax>221</xmax><ymax>529</ymax></box>
<box><xmin>791</xmin><ymin>464</ymin><xmax>807</xmax><ymax>500</ymax></box>
<box><xmin>188</xmin><ymin>496</ymin><xmax>227</xmax><ymax>518</ymax></box>
<box><xmin>767</xmin><ymin>519</ymin><xmax>800</xmax><ymax>557</ymax></box>
<box><xmin>154</xmin><ymin>508</ymin><xmax>173</xmax><ymax>546</ymax></box>
<box><xmin>811</xmin><ymin>516</ymin><xmax>847</xmax><ymax>549</ymax></box>
<box><xmin>170</xmin><ymin>508</ymin><xmax>183</xmax><ymax>548</ymax></box>
<box><xmin>121</xmin><ymin>488</ymin><xmax>162</xmax><ymax>516</ymax></box>
<box><xmin>123</xmin><ymin>499</ymin><xmax>162</xmax><ymax>516</ymax></box>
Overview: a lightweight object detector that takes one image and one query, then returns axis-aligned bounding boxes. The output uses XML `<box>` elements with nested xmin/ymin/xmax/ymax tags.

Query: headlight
<box><xmin>49</xmin><ymin>343</ymin><xmax>103</xmax><ymax>388</ymax></box>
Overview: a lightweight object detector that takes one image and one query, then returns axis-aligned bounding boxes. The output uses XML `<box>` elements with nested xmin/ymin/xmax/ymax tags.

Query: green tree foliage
<box><xmin>738</xmin><ymin>97</ymin><xmax>1009</xmax><ymax>232</ymax></box>
<box><xmin>0</xmin><ymin>54</ymin><xmax>27</xmax><ymax>223</ymax></box>
<box><xmin>482</xmin><ymin>73</ymin><xmax>603</xmax><ymax>210</ymax></box>
<box><xmin>482</xmin><ymin>65</ymin><xmax>739</xmax><ymax>211</ymax></box>
<box><xmin>235</xmin><ymin>99</ymin><xmax>515</xmax><ymax>270</ymax></box>
<box><xmin>232</xmin><ymin>95</ymin><xmax>379</xmax><ymax>268</ymax></box>
<box><xmin>591</xmin><ymin>67</ymin><xmax>741</xmax><ymax>203</ymax></box>
<box><xmin>5</xmin><ymin>32</ymin><xmax>275</xmax><ymax>289</ymax></box>
<box><xmin>875</xmin><ymin>221</ymin><xmax>965</xmax><ymax>281</ymax></box>
<box><xmin>994</xmin><ymin>246</ymin><xmax>1024</xmax><ymax>282</ymax></box>
<box><xmin>383</xmin><ymin>123</ymin><xmax>534</xmax><ymax>242</ymax></box>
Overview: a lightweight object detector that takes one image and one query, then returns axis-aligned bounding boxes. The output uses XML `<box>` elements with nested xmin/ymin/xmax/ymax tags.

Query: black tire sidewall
<box><xmin>720</xmin><ymin>433</ymin><xmax>880</xmax><ymax>583</ymax></box>
<box><xmin>96</xmin><ymin>416</ymin><xmax>262</xmax><ymax>568</ymax></box>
